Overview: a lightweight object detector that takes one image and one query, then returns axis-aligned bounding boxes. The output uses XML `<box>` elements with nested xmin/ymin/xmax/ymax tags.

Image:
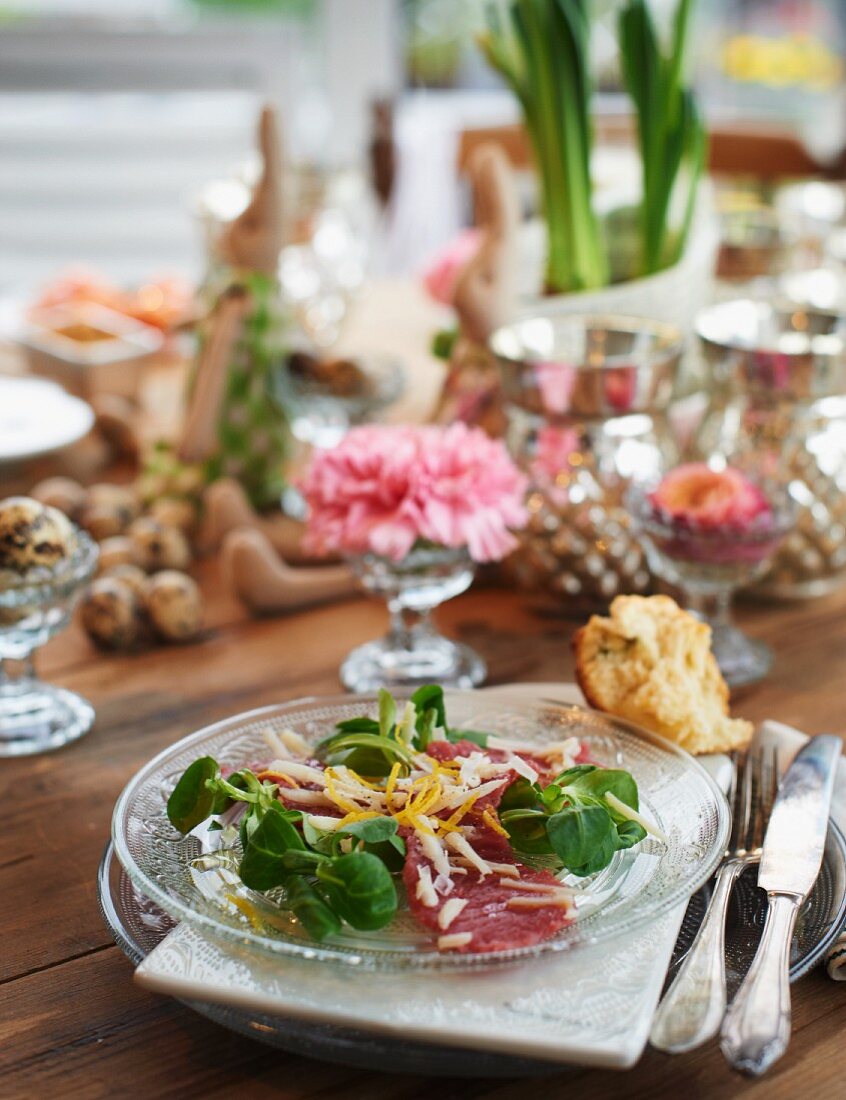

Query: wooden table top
<box><xmin>2</xmin><ymin>556</ymin><xmax>845</xmax><ymax>1100</ymax></box>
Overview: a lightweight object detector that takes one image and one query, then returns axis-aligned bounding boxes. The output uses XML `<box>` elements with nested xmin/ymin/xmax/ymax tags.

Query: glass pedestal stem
<box><xmin>0</xmin><ymin>654</ymin><xmax>37</xmax><ymax>691</ymax></box>
<box><xmin>685</xmin><ymin>589</ymin><xmax>733</xmax><ymax>631</ymax></box>
<box><xmin>386</xmin><ymin>602</ymin><xmax>434</xmax><ymax>650</ymax></box>
<box><xmin>683</xmin><ymin>587</ymin><xmax>773</xmax><ymax>690</ymax></box>
<box><xmin>0</xmin><ymin>652</ymin><xmax>95</xmax><ymax>757</ymax></box>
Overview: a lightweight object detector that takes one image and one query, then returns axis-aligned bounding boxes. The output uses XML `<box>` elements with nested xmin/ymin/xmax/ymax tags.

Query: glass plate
<box><xmin>99</xmin><ymin>823</ymin><xmax>846</xmax><ymax>1077</ymax></box>
<box><xmin>111</xmin><ymin>691</ymin><xmax>730</xmax><ymax>970</ymax></box>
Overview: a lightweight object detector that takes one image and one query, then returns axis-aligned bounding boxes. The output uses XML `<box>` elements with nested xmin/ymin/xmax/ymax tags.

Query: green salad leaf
<box><xmin>501</xmin><ymin>763</ymin><xmax>649</xmax><ymax>876</ymax></box>
<box><xmin>315</xmin><ymin>851</ymin><xmax>398</xmax><ymax>931</ymax></box>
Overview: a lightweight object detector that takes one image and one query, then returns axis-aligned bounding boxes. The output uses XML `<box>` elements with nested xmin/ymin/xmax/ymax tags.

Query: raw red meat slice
<box><xmin>429</xmin><ymin>734</ymin><xmax>572</xmax><ymax>787</ymax></box>
<box><xmin>403</xmin><ymin>823</ymin><xmax>572</xmax><ymax>954</ymax></box>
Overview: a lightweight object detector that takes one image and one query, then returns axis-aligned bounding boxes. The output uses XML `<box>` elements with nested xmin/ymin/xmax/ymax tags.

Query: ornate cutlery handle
<box><xmin>650</xmin><ymin>860</ymin><xmax>744</xmax><ymax>1053</ymax></box>
<box><xmin>720</xmin><ymin>892</ymin><xmax>800</xmax><ymax>1075</ymax></box>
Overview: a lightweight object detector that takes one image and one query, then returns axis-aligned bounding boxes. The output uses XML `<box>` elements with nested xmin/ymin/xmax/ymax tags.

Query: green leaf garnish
<box><xmin>167</xmin><ymin>756</ymin><xmax>221</xmax><ymax>833</ymax></box>
<box><xmin>315</xmin><ymin>851</ymin><xmax>398</xmax><ymax>931</ymax></box>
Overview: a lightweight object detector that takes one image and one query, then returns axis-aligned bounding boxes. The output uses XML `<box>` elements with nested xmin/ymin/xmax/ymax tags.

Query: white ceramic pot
<box><xmin>514</xmin><ymin>188</ymin><xmax>720</xmax><ymax>334</ymax></box>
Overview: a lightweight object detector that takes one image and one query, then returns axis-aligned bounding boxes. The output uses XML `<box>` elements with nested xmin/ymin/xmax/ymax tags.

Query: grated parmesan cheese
<box><xmin>437</xmin><ymin>897</ymin><xmax>469</xmax><ymax>931</ymax></box>
<box><xmin>305</xmin><ymin>814</ymin><xmax>344</xmax><ymax>831</ymax></box>
<box><xmin>454</xmin><ymin>857</ymin><xmax>519</xmax><ymax>878</ymax></box>
<box><xmin>506</xmin><ymin>894</ymin><xmax>570</xmax><ymax>910</ymax></box>
<box><xmin>457</xmin><ymin>752</ymin><xmax>505</xmax><ymax>788</ymax></box>
<box><xmin>445</xmin><ymin>832</ymin><xmax>492</xmax><ymax>876</ymax></box>
<box><xmin>500</xmin><ymin>879</ymin><xmax>572</xmax><ymax>896</ymax></box>
<box><xmin>433</xmin><ymin>872</ymin><xmax>455</xmax><ymax>896</ymax></box>
<box><xmin>277</xmin><ymin>788</ymin><xmax>333</xmax><ymax>807</ymax></box>
<box><xmin>437</xmin><ymin>932</ymin><xmax>472</xmax><ymax>950</ymax></box>
<box><xmin>418</xmin><ymin>830</ymin><xmax>452</xmax><ymax>879</ymax></box>
<box><xmin>505</xmin><ymin>753</ymin><xmax>539</xmax><ymax>784</ymax></box>
<box><xmin>605</xmin><ymin>792</ymin><xmax>668</xmax><ymax>843</ymax></box>
<box><xmin>267</xmin><ymin>759</ymin><xmax>326</xmax><ymax>785</ymax></box>
<box><xmin>439</xmin><ymin>777</ymin><xmax>506</xmax><ymax>811</ymax></box>
<box><xmin>415</xmin><ymin>864</ymin><xmax>438</xmax><ymax>908</ymax></box>
<box><xmin>280</xmin><ymin>728</ymin><xmax>312</xmax><ymax>757</ymax></box>
<box><xmin>261</xmin><ymin>727</ymin><xmax>288</xmax><ymax>758</ymax></box>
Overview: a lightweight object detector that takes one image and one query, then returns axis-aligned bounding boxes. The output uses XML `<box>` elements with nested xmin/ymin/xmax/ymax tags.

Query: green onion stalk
<box><xmin>481</xmin><ymin>0</ymin><xmax>609</xmax><ymax>295</ymax></box>
<box><xmin>618</xmin><ymin>0</ymin><xmax>707</xmax><ymax>274</ymax></box>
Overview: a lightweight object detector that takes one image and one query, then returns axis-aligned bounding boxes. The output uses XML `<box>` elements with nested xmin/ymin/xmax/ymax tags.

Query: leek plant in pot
<box><xmin>480</xmin><ymin>0</ymin><xmax>714</xmax><ymax>327</ymax></box>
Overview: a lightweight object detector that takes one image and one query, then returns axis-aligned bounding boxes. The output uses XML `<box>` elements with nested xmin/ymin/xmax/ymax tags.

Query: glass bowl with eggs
<box><xmin>0</xmin><ymin>496</ymin><xmax>98</xmax><ymax>755</ymax></box>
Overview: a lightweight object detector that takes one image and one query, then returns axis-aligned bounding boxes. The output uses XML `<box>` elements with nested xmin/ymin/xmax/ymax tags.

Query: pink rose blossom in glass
<box><xmin>649</xmin><ymin>463</ymin><xmax>772</xmax><ymax>530</ymax></box>
<box><xmin>301</xmin><ymin>423</ymin><xmax>529</xmax><ymax>563</ymax></box>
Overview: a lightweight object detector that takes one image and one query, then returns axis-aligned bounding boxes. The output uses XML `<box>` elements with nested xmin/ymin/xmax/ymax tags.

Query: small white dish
<box><xmin>0</xmin><ymin>375</ymin><xmax>94</xmax><ymax>463</ymax></box>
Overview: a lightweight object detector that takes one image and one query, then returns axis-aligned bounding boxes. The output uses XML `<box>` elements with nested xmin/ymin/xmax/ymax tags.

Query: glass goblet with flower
<box><xmin>300</xmin><ymin>423</ymin><xmax>528</xmax><ymax>692</ymax></box>
<box><xmin>627</xmin><ymin>463</ymin><xmax>795</xmax><ymax>688</ymax></box>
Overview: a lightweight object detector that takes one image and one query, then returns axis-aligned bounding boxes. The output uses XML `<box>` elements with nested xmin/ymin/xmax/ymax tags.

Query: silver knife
<box><xmin>720</xmin><ymin>735</ymin><xmax>841</xmax><ymax>1075</ymax></box>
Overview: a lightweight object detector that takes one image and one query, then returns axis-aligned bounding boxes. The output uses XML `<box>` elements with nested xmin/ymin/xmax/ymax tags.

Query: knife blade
<box><xmin>721</xmin><ymin>734</ymin><xmax>842</xmax><ymax>1076</ymax></box>
<box><xmin>757</xmin><ymin>735</ymin><xmax>840</xmax><ymax>897</ymax></box>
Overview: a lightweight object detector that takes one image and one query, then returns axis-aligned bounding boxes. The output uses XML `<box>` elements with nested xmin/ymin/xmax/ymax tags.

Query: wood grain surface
<box><xmin>2</xmin><ymin>561</ymin><xmax>845</xmax><ymax>1100</ymax></box>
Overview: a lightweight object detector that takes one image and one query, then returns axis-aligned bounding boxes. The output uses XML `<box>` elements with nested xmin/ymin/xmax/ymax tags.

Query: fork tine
<box><xmin>766</xmin><ymin>745</ymin><xmax>780</xmax><ymax>815</ymax></box>
<box><xmin>738</xmin><ymin>748</ymin><xmax>757</xmax><ymax>855</ymax></box>
<box><xmin>727</xmin><ymin>750</ymin><xmax>747</xmax><ymax>851</ymax></box>
<box><xmin>745</xmin><ymin>748</ymin><xmax>768</xmax><ymax>853</ymax></box>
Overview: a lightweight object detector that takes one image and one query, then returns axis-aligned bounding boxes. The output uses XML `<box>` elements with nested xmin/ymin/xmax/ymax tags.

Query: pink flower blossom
<box><xmin>649</xmin><ymin>463</ymin><xmax>772</xmax><ymax>530</ymax></box>
<box><xmin>301</xmin><ymin>423</ymin><xmax>528</xmax><ymax>563</ymax></box>
<box><xmin>421</xmin><ymin>230</ymin><xmax>482</xmax><ymax>305</ymax></box>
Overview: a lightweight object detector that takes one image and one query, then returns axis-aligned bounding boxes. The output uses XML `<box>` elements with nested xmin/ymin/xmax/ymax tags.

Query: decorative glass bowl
<box><xmin>273</xmin><ymin>352</ymin><xmax>405</xmax><ymax>520</ymax></box>
<box><xmin>491</xmin><ymin>314</ymin><xmax>683</xmax><ymax>609</ymax></box>
<box><xmin>111</xmin><ymin>691</ymin><xmax>729</xmax><ymax>972</ymax></box>
<box><xmin>696</xmin><ymin>298</ymin><xmax>846</xmax><ymax>599</ymax></box>
<box><xmin>342</xmin><ymin>544</ymin><xmax>483</xmax><ymax>692</ymax></box>
<box><xmin>275</xmin><ymin>352</ymin><xmax>404</xmax><ymax>451</ymax></box>
<box><xmin>0</xmin><ymin>529</ymin><xmax>98</xmax><ymax>755</ymax></box>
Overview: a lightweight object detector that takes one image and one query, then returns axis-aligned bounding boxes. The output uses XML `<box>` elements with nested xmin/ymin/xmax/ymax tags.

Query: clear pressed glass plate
<box><xmin>111</xmin><ymin>691</ymin><xmax>730</xmax><ymax>971</ymax></box>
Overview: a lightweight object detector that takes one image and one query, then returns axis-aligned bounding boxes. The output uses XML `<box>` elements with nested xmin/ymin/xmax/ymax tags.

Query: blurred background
<box><xmin>0</xmin><ymin>0</ymin><xmax>844</xmax><ymax>288</ymax></box>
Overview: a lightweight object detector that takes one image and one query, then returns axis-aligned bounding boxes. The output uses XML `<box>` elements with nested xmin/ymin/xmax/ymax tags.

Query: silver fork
<box><xmin>650</xmin><ymin>747</ymin><xmax>780</xmax><ymax>1053</ymax></box>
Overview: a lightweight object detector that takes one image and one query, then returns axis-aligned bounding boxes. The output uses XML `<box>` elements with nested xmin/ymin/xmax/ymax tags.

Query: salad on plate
<box><xmin>167</xmin><ymin>684</ymin><xmax>664</xmax><ymax>954</ymax></box>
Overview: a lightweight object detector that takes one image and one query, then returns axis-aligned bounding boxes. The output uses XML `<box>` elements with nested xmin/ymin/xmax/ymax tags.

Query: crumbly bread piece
<box><xmin>573</xmin><ymin>594</ymin><xmax>753</xmax><ymax>755</ymax></box>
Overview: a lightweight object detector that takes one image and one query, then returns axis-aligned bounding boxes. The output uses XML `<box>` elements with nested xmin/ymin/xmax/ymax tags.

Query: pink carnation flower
<box><xmin>301</xmin><ymin>423</ymin><xmax>528</xmax><ymax>563</ymax></box>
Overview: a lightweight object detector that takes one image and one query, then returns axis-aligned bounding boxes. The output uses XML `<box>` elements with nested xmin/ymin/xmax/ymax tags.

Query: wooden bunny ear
<box><xmin>222</xmin><ymin>527</ymin><xmax>355</xmax><ymax>614</ymax></box>
<box><xmin>218</xmin><ymin>103</ymin><xmax>284</xmax><ymax>274</ymax></box>
<box><xmin>450</xmin><ymin>141</ymin><xmax>520</xmax><ymax>346</ymax></box>
<box><xmin>468</xmin><ymin>142</ymin><xmax>520</xmax><ymax>241</ymax></box>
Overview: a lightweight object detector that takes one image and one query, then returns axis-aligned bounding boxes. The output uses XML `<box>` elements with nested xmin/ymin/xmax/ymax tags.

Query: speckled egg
<box><xmin>148</xmin><ymin>497</ymin><xmax>198</xmax><ymax>536</ymax></box>
<box><xmin>103</xmin><ymin>563</ymin><xmax>148</xmax><ymax>601</ymax></box>
<box><xmin>79</xmin><ymin>483</ymin><xmax>141</xmax><ymax>541</ymax></box>
<box><xmin>80</xmin><ymin>577</ymin><xmax>143</xmax><ymax>650</ymax></box>
<box><xmin>29</xmin><ymin>477</ymin><xmax>87</xmax><ymax>521</ymax></box>
<box><xmin>129</xmin><ymin>518</ymin><xmax>191</xmax><ymax>572</ymax></box>
<box><xmin>96</xmin><ymin>536</ymin><xmax>139</xmax><ymax>574</ymax></box>
<box><xmin>145</xmin><ymin>570</ymin><xmax>202</xmax><ymax>642</ymax></box>
<box><xmin>0</xmin><ymin>496</ymin><xmax>76</xmax><ymax>573</ymax></box>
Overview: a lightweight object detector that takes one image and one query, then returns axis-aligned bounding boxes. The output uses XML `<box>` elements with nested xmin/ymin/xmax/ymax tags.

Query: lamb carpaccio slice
<box><xmin>403</xmin><ymin>823</ymin><xmax>572</xmax><ymax>954</ymax></box>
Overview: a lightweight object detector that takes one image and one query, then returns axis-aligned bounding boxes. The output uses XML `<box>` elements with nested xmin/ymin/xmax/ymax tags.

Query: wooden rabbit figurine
<box><xmin>433</xmin><ymin>143</ymin><xmax>520</xmax><ymax>436</ymax></box>
<box><xmin>179</xmin><ymin>104</ymin><xmax>290</xmax><ymax>507</ymax></box>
